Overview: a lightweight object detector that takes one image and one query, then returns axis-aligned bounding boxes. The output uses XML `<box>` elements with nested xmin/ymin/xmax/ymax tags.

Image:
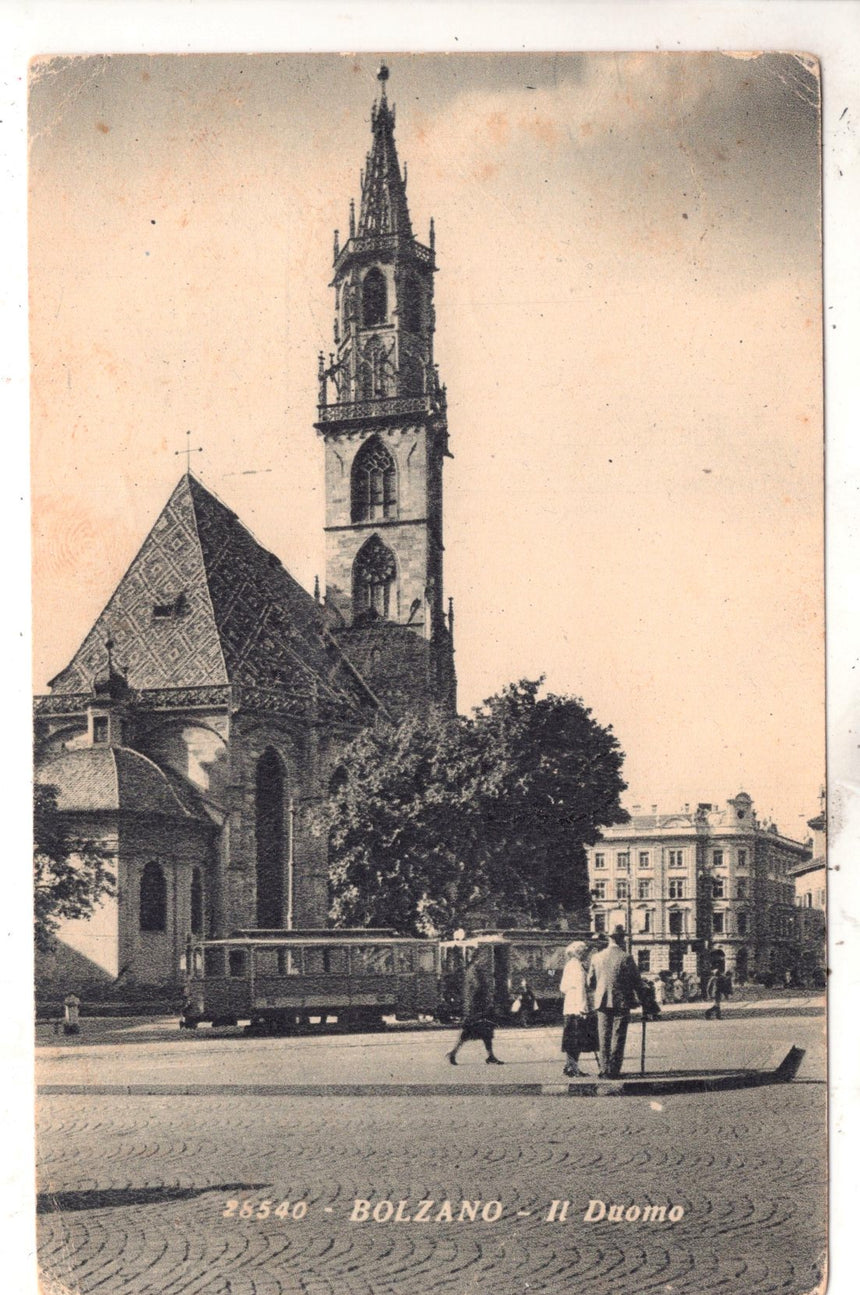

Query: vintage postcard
<box><xmin>29</xmin><ymin>49</ymin><xmax>826</xmax><ymax>1295</ymax></box>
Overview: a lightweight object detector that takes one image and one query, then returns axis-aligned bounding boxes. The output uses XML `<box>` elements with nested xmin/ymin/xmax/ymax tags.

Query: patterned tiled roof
<box><xmin>35</xmin><ymin>746</ymin><xmax>212</xmax><ymax>821</ymax></box>
<box><xmin>48</xmin><ymin>475</ymin><xmax>374</xmax><ymax>716</ymax></box>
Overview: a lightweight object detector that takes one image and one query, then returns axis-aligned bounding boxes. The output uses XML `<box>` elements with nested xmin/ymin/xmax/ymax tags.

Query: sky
<box><xmin>28</xmin><ymin>51</ymin><xmax>824</xmax><ymax>837</ymax></box>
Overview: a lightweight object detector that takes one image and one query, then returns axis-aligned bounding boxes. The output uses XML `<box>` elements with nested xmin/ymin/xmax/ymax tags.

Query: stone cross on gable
<box><xmin>175</xmin><ymin>430</ymin><xmax>203</xmax><ymax>474</ymax></box>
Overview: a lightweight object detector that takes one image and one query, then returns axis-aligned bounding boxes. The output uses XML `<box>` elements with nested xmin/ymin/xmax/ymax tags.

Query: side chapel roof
<box><xmin>35</xmin><ymin>746</ymin><xmax>213</xmax><ymax>822</ymax></box>
<box><xmin>47</xmin><ymin>473</ymin><xmax>376</xmax><ymax>716</ymax></box>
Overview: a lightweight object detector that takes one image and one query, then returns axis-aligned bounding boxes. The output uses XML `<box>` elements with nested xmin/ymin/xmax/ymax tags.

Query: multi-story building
<box><xmin>792</xmin><ymin>805</ymin><xmax>827</xmax><ymax>985</ymax></box>
<box><xmin>585</xmin><ymin>791</ymin><xmax>811</xmax><ymax>983</ymax></box>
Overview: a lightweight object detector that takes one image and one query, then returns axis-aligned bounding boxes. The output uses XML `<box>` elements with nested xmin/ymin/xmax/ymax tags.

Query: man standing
<box><xmin>588</xmin><ymin>926</ymin><xmax>644</xmax><ymax>1078</ymax></box>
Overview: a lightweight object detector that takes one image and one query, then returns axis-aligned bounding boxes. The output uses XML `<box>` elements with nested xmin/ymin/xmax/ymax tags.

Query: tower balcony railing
<box><xmin>316</xmin><ymin>390</ymin><xmax>446</xmax><ymax>424</ymax></box>
<box><xmin>333</xmin><ymin>233</ymin><xmax>435</xmax><ymax>273</ymax></box>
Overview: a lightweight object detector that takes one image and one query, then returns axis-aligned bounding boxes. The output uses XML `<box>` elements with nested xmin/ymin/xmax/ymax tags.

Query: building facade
<box><xmin>34</xmin><ymin>67</ymin><xmax>455</xmax><ymax>991</ymax></box>
<box><xmin>792</xmin><ymin>806</ymin><xmax>827</xmax><ymax>985</ymax></box>
<box><xmin>585</xmin><ymin>792</ymin><xmax>811</xmax><ymax>983</ymax></box>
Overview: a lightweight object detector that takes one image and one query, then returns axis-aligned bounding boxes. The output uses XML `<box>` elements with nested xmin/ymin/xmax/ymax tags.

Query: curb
<box><xmin>37</xmin><ymin>1049</ymin><xmax>804</xmax><ymax>1098</ymax></box>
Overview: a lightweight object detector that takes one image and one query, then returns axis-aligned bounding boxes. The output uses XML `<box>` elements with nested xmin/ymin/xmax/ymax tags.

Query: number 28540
<box><xmin>223</xmin><ymin>1199</ymin><xmax>308</xmax><ymax>1220</ymax></box>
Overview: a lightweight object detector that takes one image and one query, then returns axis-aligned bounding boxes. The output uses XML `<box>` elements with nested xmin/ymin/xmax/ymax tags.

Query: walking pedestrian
<box><xmin>447</xmin><ymin>945</ymin><xmax>503</xmax><ymax>1065</ymax></box>
<box><xmin>588</xmin><ymin>926</ymin><xmax>645</xmax><ymax>1078</ymax></box>
<box><xmin>704</xmin><ymin>969</ymin><xmax>726</xmax><ymax>1019</ymax></box>
<box><xmin>559</xmin><ymin>941</ymin><xmax>591</xmax><ymax>1076</ymax></box>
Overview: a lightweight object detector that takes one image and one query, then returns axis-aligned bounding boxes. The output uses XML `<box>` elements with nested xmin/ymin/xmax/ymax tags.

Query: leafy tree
<box><xmin>34</xmin><ymin>784</ymin><xmax>116</xmax><ymax>953</ymax></box>
<box><xmin>320</xmin><ymin>679</ymin><xmax>628</xmax><ymax>935</ymax></box>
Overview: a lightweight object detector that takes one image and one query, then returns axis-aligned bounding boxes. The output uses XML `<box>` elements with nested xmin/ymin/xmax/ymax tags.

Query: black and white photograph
<box><xmin>17</xmin><ymin>17</ymin><xmax>844</xmax><ymax>1294</ymax></box>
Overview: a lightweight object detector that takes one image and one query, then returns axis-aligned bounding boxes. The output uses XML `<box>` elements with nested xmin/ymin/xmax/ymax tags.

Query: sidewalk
<box><xmin>36</xmin><ymin>1003</ymin><xmax>824</xmax><ymax>1095</ymax></box>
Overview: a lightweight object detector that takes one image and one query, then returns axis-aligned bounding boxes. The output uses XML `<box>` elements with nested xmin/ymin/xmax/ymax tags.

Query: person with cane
<box><xmin>588</xmin><ymin>925</ymin><xmax>646</xmax><ymax>1078</ymax></box>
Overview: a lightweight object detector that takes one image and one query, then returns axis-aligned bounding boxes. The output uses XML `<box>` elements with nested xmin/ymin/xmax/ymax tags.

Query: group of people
<box><xmin>446</xmin><ymin>925</ymin><xmax>648</xmax><ymax>1079</ymax></box>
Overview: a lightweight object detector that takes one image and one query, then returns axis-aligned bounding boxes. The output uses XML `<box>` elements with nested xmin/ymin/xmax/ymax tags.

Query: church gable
<box><xmin>49</xmin><ymin>476</ymin><xmax>227</xmax><ymax>694</ymax></box>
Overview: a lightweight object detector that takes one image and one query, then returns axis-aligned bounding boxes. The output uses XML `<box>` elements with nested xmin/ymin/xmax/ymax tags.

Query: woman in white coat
<box><xmin>559</xmin><ymin>941</ymin><xmax>591</xmax><ymax>1076</ymax></box>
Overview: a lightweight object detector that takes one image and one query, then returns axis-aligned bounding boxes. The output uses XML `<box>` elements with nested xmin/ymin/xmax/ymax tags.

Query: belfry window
<box><xmin>351</xmin><ymin>437</ymin><xmax>397</xmax><ymax>522</ymax></box>
<box><xmin>353</xmin><ymin>534</ymin><xmax>397</xmax><ymax>620</ymax></box>
<box><xmin>140</xmin><ymin>861</ymin><xmax>167</xmax><ymax>933</ymax></box>
<box><xmin>362</xmin><ymin>268</ymin><xmax>387</xmax><ymax>326</ymax></box>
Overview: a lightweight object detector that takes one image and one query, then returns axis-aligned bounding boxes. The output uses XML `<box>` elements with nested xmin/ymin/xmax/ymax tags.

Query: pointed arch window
<box><xmin>362</xmin><ymin>268</ymin><xmax>387</xmax><ymax>326</ymax></box>
<box><xmin>351</xmin><ymin>437</ymin><xmax>397</xmax><ymax>522</ymax></box>
<box><xmin>140</xmin><ymin>862</ymin><xmax>167</xmax><ymax>933</ymax></box>
<box><xmin>353</xmin><ymin>535</ymin><xmax>397</xmax><ymax>620</ymax></box>
<box><xmin>359</xmin><ymin>336</ymin><xmax>393</xmax><ymax>399</ymax></box>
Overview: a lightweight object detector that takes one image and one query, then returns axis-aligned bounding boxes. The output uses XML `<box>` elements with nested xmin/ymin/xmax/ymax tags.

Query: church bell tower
<box><xmin>315</xmin><ymin>65</ymin><xmax>455</xmax><ymax>712</ymax></box>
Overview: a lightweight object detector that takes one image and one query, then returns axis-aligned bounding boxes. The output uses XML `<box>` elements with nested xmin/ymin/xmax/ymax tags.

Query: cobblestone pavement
<box><xmin>36</xmin><ymin>1012</ymin><xmax>826</xmax><ymax>1295</ymax></box>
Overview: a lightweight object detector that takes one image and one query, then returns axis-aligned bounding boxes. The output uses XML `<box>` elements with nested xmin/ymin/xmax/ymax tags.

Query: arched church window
<box><xmin>351</xmin><ymin>437</ymin><xmax>397</xmax><ymax>522</ymax></box>
<box><xmin>140</xmin><ymin>862</ymin><xmax>167</xmax><ymax>933</ymax></box>
<box><xmin>359</xmin><ymin>336</ymin><xmax>393</xmax><ymax>399</ymax></box>
<box><xmin>353</xmin><ymin>535</ymin><xmax>397</xmax><ymax>620</ymax></box>
<box><xmin>401</xmin><ymin>275</ymin><xmax>422</xmax><ymax>334</ymax></box>
<box><xmin>256</xmin><ymin>749</ymin><xmax>285</xmax><ymax>929</ymax></box>
<box><xmin>190</xmin><ymin>867</ymin><xmax>204</xmax><ymax>936</ymax></box>
<box><xmin>362</xmin><ymin>268</ymin><xmax>387</xmax><ymax>326</ymax></box>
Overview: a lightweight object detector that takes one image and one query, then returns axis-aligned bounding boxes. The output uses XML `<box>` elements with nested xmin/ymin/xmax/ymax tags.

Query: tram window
<box><xmin>352</xmin><ymin>945</ymin><xmax>394</xmax><ymax>975</ymax></box>
<box><xmin>417</xmin><ymin>946</ymin><xmax>436</xmax><ymax>973</ymax></box>
<box><xmin>228</xmin><ymin>949</ymin><xmax>247</xmax><ymax>978</ymax></box>
<box><xmin>277</xmin><ymin>948</ymin><xmax>301</xmax><ymax>976</ymax></box>
<box><xmin>511</xmin><ymin>945</ymin><xmax>544</xmax><ymax>973</ymax></box>
<box><xmin>305</xmin><ymin>946</ymin><xmax>347</xmax><ymax>974</ymax></box>
<box><xmin>204</xmin><ymin>947</ymin><xmax>225</xmax><ymax>977</ymax></box>
<box><xmin>394</xmin><ymin>946</ymin><xmax>415</xmax><ymax>974</ymax></box>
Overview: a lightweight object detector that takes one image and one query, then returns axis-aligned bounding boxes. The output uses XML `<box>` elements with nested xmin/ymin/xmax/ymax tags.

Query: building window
<box><xmin>152</xmin><ymin>590</ymin><xmax>188</xmax><ymax>621</ymax></box>
<box><xmin>736</xmin><ymin>879</ymin><xmax>747</xmax><ymax>900</ymax></box>
<box><xmin>668</xmin><ymin>909</ymin><xmax>684</xmax><ymax>936</ymax></box>
<box><xmin>638</xmin><ymin>851</ymin><xmax>651</xmax><ymax>869</ymax></box>
<box><xmin>640</xmin><ymin>909</ymin><xmax>653</xmax><ymax>933</ymax></box>
<box><xmin>362</xmin><ymin>267</ymin><xmax>387</xmax><ymax>326</ymax></box>
<box><xmin>228</xmin><ymin>949</ymin><xmax>248</xmax><ymax>978</ymax></box>
<box><xmin>737</xmin><ymin>849</ymin><xmax>747</xmax><ymax>869</ymax></box>
<box><xmin>712</xmin><ymin>876</ymin><xmax>725</xmax><ymax>899</ymax></box>
<box><xmin>92</xmin><ymin>716</ymin><xmax>109</xmax><ymax>745</ymax></box>
<box><xmin>351</xmin><ymin>436</ymin><xmax>397</xmax><ymax>522</ymax></box>
<box><xmin>593</xmin><ymin>911</ymin><xmax>606</xmax><ymax>934</ymax></box>
<box><xmin>637</xmin><ymin>949</ymin><xmax>651</xmax><ymax>972</ymax></box>
<box><xmin>712</xmin><ymin>849</ymin><xmax>724</xmax><ymax>867</ymax></box>
<box><xmin>592</xmin><ymin>880</ymin><xmax>606</xmax><ymax>900</ymax></box>
<box><xmin>669</xmin><ymin>944</ymin><xmax>685</xmax><ymax>974</ymax></box>
<box><xmin>616</xmin><ymin>879</ymin><xmax>629</xmax><ymax>900</ymax></box>
<box><xmin>190</xmin><ymin>867</ymin><xmax>204</xmax><ymax>936</ymax></box>
<box><xmin>353</xmin><ymin>534</ymin><xmax>397</xmax><ymax>619</ymax></box>
<box><xmin>712</xmin><ymin>911</ymin><xmax>725</xmax><ymax>935</ymax></box>
<box><xmin>593</xmin><ymin>852</ymin><xmax>606</xmax><ymax>870</ymax></box>
<box><xmin>637</xmin><ymin>879</ymin><xmax>651</xmax><ymax>899</ymax></box>
<box><xmin>668</xmin><ymin>878</ymin><xmax>685</xmax><ymax>899</ymax></box>
<box><xmin>616</xmin><ymin>852</ymin><xmax>630</xmax><ymax>870</ymax></box>
<box><xmin>139</xmin><ymin>862</ymin><xmax>167</xmax><ymax>933</ymax></box>
<box><xmin>668</xmin><ymin>849</ymin><xmax>685</xmax><ymax>869</ymax></box>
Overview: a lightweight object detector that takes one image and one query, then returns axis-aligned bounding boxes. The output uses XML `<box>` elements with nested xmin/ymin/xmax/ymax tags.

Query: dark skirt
<box><xmin>459</xmin><ymin>1016</ymin><xmax>495</xmax><ymax>1045</ymax></box>
<box><xmin>562</xmin><ymin>1013</ymin><xmax>599</xmax><ymax>1055</ymax></box>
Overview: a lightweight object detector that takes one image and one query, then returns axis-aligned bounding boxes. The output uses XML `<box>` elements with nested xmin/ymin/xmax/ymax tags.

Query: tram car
<box><xmin>182</xmin><ymin>929</ymin><xmax>441</xmax><ymax>1032</ymax></box>
<box><xmin>439</xmin><ymin>929</ymin><xmax>590</xmax><ymax>1024</ymax></box>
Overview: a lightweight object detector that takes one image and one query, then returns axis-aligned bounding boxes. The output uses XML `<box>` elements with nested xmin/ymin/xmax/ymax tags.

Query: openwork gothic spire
<box><xmin>358</xmin><ymin>64</ymin><xmax>413</xmax><ymax>239</ymax></box>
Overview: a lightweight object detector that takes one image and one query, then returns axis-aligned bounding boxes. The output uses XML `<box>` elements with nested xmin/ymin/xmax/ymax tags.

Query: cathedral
<box><xmin>34</xmin><ymin>67</ymin><xmax>456</xmax><ymax>989</ymax></box>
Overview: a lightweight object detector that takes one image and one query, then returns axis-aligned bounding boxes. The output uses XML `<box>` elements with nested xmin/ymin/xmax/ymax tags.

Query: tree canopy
<box><xmin>319</xmin><ymin>679</ymin><xmax>628</xmax><ymax>935</ymax></box>
<box><xmin>34</xmin><ymin>784</ymin><xmax>116</xmax><ymax>953</ymax></box>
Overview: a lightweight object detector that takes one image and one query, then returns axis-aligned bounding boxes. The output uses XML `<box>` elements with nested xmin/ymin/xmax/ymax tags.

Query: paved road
<box><xmin>36</xmin><ymin>1010</ymin><xmax>825</xmax><ymax>1295</ymax></box>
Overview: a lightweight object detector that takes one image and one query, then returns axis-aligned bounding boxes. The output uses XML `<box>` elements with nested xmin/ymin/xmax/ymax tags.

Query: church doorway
<box><xmin>255</xmin><ymin>749</ymin><xmax>287</xmax><ymax>928</ymax></box>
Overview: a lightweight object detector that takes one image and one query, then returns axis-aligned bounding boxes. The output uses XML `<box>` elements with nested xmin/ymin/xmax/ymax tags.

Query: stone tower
<box><xmin>315</xmin><ymin>65</ymin><xmax>456</xmax><ymax>715</ymax></box>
